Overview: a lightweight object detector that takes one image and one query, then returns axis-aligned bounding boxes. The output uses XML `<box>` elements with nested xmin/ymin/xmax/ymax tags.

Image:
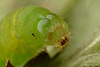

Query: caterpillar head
<box><xmin>38</xmin><ymin>13</ymin><xmax>69</xmax><ymax>49</ymax></box>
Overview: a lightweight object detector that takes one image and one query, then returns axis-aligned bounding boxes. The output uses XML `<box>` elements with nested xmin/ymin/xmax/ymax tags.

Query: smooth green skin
<box><xmin>0</xmin><ymin>6</ymin><xmax>69</xmax><ymax>67</ymax></box>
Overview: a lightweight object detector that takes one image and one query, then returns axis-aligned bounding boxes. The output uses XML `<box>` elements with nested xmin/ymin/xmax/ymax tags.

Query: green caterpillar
<box><xmin>0</xmin><ymin>6</ymin><xmax>69</xmax><ymax>67</ymax></box>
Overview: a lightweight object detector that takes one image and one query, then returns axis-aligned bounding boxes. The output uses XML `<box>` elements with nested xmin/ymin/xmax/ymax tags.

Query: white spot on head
<box><xmin>62</xmin><ymin>37</ymin><xmax>65</xmax><ymax>39</ymax></box>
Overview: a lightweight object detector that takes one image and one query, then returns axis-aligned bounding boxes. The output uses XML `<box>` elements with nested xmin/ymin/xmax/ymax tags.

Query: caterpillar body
<box><xmin>0</xmin><ymin>6</ymin><xmax>69</xmax><ymax>67</ymax></box>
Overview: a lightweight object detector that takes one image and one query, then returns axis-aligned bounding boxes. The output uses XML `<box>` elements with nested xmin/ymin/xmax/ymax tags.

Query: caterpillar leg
<box><xmin>6</xmin><ymin>59</ymin><xmax>14</xmax><ymax>67</ymax></box>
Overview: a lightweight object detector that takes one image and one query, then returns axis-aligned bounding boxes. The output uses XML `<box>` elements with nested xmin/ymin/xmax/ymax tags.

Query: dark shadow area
<box><xmin>24</xmin><ymin>50</ymin><xmax>63</xmax><ymax>67</ymax></box>
<box><xmin>24</xmin><ymin>51</ymin><xmax>51</xmax><ymax>67</ymax></box>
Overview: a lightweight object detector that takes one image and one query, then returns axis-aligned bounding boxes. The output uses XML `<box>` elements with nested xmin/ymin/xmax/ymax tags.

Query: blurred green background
<box><xmin>0</xmin><ymin>0</ymin><xmax>100</xmax><ymax>67</ymax></box>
